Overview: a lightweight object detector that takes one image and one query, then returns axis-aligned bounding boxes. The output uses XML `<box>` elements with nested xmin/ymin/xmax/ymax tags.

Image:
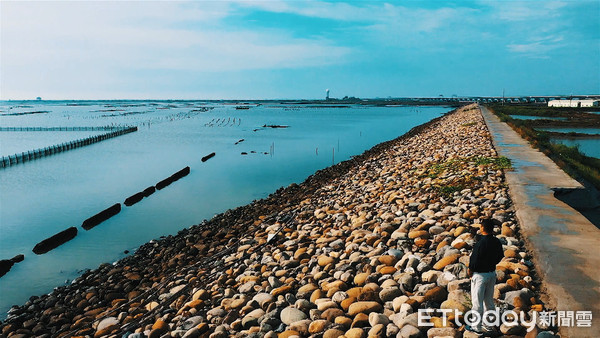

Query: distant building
<box><xmin>548</xmin><ymin>99</ymin><xmax>599</xmax><ymax>107</ymax></box>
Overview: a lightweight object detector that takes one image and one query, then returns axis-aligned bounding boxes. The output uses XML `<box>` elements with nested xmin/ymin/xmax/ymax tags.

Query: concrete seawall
<box><xmin>481</xmin><ymin>105</ymin><xmax>600</xmax><ymax>337</ymax></box>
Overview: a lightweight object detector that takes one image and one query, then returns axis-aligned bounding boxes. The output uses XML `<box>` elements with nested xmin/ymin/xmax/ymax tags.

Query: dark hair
<box><xmin>481</xmin><ymin>218</ymin><xmax>494</xmax><ymax>233</ymax></box>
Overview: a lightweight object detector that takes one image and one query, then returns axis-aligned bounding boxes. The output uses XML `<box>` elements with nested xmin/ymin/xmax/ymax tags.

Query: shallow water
<box><xmin>535</xmin><ymin>127</ymin><xmax>600</xmax><ymax>135</ymax></box>
<box><xmin>551</xmin><ymin>138</ymin><xmax>600</xmax><ymax>159</ymax></box>
<box><xmin>510</xmin><ymin>115</ymin><xmax>567</xmax><ymax>121</ymax></box>
<box><xmin>0</xmin><ymin>131</ymin><xmax>109</xmax><ymax>156</ymax></box>
<box><xmin>0</xmin><ymin>101</ymin><xmax>449</xmax><ymax>315</ymax></box>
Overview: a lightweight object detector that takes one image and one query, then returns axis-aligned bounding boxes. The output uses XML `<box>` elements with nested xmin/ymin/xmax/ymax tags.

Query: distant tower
<box><xmin>326</xmin><ymin>89</ymin><xmax>330</xmax><ymax>100</ymax></box>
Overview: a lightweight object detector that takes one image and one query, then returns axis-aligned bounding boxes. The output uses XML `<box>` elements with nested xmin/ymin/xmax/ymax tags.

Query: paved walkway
<box><xmin>479</xmin><ymin>105</ymin><xmax>600</xmax><ymax>337</ymax></box>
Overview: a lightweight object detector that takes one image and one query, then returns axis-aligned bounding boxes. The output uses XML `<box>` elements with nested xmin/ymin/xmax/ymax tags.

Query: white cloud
<box><xmin>483</xmin><ymin>1</ymin><xmax>568</xmax><ymax>22</ymax></box>
<box><xmin>0</xmin><ymin>1</ymin><xmax>352</xmax><ymax>99</ymax></box>
<box><xmin>507</xmin><ymin>35</ymin><xmax>566</xmax><ymax>58</ymax></box>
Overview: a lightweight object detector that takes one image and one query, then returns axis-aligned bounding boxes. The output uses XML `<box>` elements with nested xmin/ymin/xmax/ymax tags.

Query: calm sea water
<box><xmin>0</xmin><ymin>101</ymin><xmax>449</xmax><ymax>315</ymax></box>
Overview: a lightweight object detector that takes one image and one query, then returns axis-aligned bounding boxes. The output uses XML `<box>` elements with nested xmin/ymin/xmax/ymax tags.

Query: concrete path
<box><xmin>479</xmin><ymin>105</ymin><xmax>600</xmax><ymax>337</ymax></box>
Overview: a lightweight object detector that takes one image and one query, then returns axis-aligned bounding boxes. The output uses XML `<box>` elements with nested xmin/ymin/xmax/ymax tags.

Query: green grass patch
<box><xmin>421</xmin><ymin>156</ymin><xmax>512</xmax><ymax>198</ymax></box>
<box><xmin>473</xmin><ymin>156</ymin><xmax>512</xmax><ymax>170</ymax></box>
<box><xmin>462</xmin><ymin>122</ymin><xmax>477</xmax><ymax>127</ymax></box>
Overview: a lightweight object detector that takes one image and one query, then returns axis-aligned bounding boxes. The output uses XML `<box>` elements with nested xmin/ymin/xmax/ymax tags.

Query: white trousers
<box><xmin>470</xmin><ymin>271</ymin><xmax>496</xmax><ymax>331</ymax></box>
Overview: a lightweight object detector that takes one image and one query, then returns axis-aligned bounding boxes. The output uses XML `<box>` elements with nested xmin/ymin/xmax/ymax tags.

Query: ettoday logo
<box><xmin>418</xmin><ymin>309</ymin><xmax>593</xmax><ymax>332</ymax></box>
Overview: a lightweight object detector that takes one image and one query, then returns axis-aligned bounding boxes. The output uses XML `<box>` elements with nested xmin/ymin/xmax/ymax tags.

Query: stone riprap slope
<box><xmin>0</xmin><ymin>105</ymin><xmax>553</xmax><ymax>338</ymax></box>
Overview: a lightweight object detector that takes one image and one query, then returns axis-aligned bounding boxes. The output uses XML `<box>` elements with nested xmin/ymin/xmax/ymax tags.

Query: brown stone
<box><xmin>354</xmin><ymin>273</ymin><xmax>369</xmax><ymax>286</ymax></box>
<box><xmin>408</xmin><ymin>230</ymin><xmax>429</xmax><ymax>239</ymax></box>
<box><xmin>272</xmin><ymin>285</ymin><xmax>292</xmax><ymax>297</ymax></box>
<box><xmin>424</xmin><ymin>286</ymin><xmax>448</xmax><ymax>303</ymax></box>
<box><xmin>378</xmin><ymin>255</ymin><xmax>398</xmax><ymax>266</ymax></box>
<box><xmin>324</xmin><ymin>329</ymin><xmax>346</xmax><ymax>338</ymax></box>
<box><xmin>352</xmin><ymin>313</ymin><xmax>369</xmax><ymax>328</ymax></box>
<box><xmin>341</xmin><ymin>297</ymin><xmax>357</xmax><ymax>311</ymax></box>
<box><xmin>318</xmin><ymin>255</ymin><xmax>335</xmax><ymax>267</ymax></box>
<box><xmin>414</xmin><ymin>238</ymin><xmax>431</xmax><ymax>248</ymax></box>
<box><xmin>311</xmin><ymin>289</ymin><xmax>326</xmax><ymax>303</ymax></box>
<box><xmin>348</xmin><ymin>301</ymin><xmax>383</xmax><ymax>316</ymax></box>
<box><xmin>322</xmin><ymin>308</ymin><xmax>345</xmax><ymax>322</ymax></box>
<box><xmin>433</xmin><ymin>254</ymin><xmax>460</xmax><ymax>270</ymax></box>
<box><xmin>379</xmin><ymin>266</ymin><xmax>397</xmax><ymax>274</ymax></box>
<box><xmin>278</xmin><ymin>330</ymin><xmax>300</xmax><ymax>338</ymax></box>
<box><xmin>345</xmin><ymin>328</ymin><xmax>366</xmax><ymax>338</ymax></box>
<box><xmin>347</xmin><ymin>287</ymin><xmax>363</xmax><ymax>298</ymax></box>
<box><xmin>335</xmin><ymin>316</ymin><xmax>353</xmax><ymax>329</ymax></box>
<box><xmin>501</xmin><ymin>224</ymin><xmax>514</xmax><ymax>237</ymax></box>
<box><xmin>309</xmin><ymin>320</ymin><xmax>331</xmax><ymax>334</ymax></box>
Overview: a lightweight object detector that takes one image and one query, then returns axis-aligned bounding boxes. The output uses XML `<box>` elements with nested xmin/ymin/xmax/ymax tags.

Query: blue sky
<box><xmin>1</xmin><ymin>1</ymin><xmax>598</xmax><ymax>100</ymax></box>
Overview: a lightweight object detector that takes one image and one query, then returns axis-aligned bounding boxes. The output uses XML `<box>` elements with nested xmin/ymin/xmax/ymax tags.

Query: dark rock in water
<box><xmin>0</xmin><ymin>259</ymin><xmax>15</xmax><ymax>278</ymax></box>
<box><xmin>241</xmin><ymin>152</ymin><xmax>248</xmax><ymax>155</ymax></box>
<box><xmin>156</xmin><ymin>176</ymin><xmax>173</xmax><ymax>190</ymax></box>
<box><xmin>33</xmin><ymin>227</ymin><xmax>78</xmax><ymax>254</ymax></box>
<box><xmin>201</xmin><ymin>152</ymin><xmax>216</xmax><ymax>162</ymax></box>
<box><xmin>171</xmin><ymin>166</ymin><xmax>190</xmax><ymax>181</ymax></box>
<box><xmin>124</xmin><ymin>192</ymin><xmax>145</xmax><ymax>206</ymax></box>
<box><xmin>143</xmin><ymin>186</ymin><xmax>156</xmax><ymax>197</ymax></box>
<box><xmin>262</xmin><ymin>124</ymin><xmax>289</xmax><ymax>128</ymax></box>
<box><xmin>159</xmin><ymin>167</ymin><xmax>190</xmax><ymax>189</ymax></box>
<box><xmin>157</xmin><ymin>167</ymin><xmax>190</xmax><ymax>189</ymax></box>
<box><xmin>11</xmin><ymin>254</ymin><xmax>25</xmax><ymax>263</ymax></box>
<box><xmin>82</xmin><ymin>204</ymin><xmax>121</xmax><ymax>230</ymax></box>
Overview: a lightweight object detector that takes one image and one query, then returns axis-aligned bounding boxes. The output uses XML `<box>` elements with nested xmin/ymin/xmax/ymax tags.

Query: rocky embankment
<box><xmin>1</xmin><ymin>105</ymin><xmax>555</xmax><ymax>338</ymax></box>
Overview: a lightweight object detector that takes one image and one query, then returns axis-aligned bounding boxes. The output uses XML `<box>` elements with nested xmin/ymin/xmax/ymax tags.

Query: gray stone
<box><xmin>380</xmin><ymin>287</ymin><xmax>403</xmax><ymax>302</ymax></box>
<box><xmin>399</xmin><ymin>324</ymin><xmax>423</xmax><ymax>338</ymax></box>
<box><xmin>181</xmin><ymin>316</ymin><xmax>204</xmax><ymax>330</ymax></box>
<box><xmin>280</xmin><ymin>306</ymin><xmax>307</xmax><ymax>325</ymax></box>
<box><xmin>253</xmin><ymin>293</ymin><xmax>274</xmax><ymax>308</ymax></box>
<box><xmin>504</xmin><ymin>288</ymin><xmax>533</xmax><ymax>306</ymax></box>
<box><xmin>500</xmin><ymin>323</ymin><xmax>524</xmax><ymax>335</ymax></box>
<box><xmin>268</xmin><ymin>276</ymin><xmax>282</xmax><ymax>288</ymax></box>
<box><xmin>369</xmin><ymin>312</ymin><xmax>390</xmax><ymax>326</ymax></box>
<box><xmin>97</xmin><ymin>317</ymin><xmax>119</xmax><ymax>331</ymax></box>
<box><xmin>206</xmin><ymin>307</ymin><xmax>227</xmax><ymax>317</ymax></box>
<box><xmin>386</xmin><ymin>323</ymin><xmax>400</xmax><ymax>337</ymax></box>
<box><xmin>182</xmin><ymin>328</ymin><xmax>201</xmax><ymax>338</ymax></box>
<box><xmin>426</xmin><ymin>327</ymin><xmax>459</xmax><ymax>338</ymax></box>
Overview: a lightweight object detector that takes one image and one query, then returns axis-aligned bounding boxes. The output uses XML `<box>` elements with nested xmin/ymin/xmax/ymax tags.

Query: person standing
<box><xmin>467</xmin><ymin>218</ymin><xmax>504</xmax><ymax>333</ymax></box>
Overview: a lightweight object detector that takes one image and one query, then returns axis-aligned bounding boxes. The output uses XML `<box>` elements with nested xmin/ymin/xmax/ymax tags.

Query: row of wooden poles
<box><xmin>0</xmin><ymin>127</ymin><xmax>138</xmax><ymax>168</ymax></box>
<box><xmin>0</xmin><ymin>126</ymin><xmax>125</xmax><ymax>131</ymax></box>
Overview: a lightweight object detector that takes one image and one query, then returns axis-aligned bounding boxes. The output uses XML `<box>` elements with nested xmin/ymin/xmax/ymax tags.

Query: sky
<box><xmin>1</xmin><ymin>0</ymin><xmax>599</xmax><ymax>100</ymax></box>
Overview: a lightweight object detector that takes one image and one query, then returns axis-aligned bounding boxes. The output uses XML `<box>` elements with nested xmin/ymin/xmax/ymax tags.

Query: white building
<box><xmin>548</xmin><ymin>99</ymin><xmax>599</xmax><ymax>107</ymax></box>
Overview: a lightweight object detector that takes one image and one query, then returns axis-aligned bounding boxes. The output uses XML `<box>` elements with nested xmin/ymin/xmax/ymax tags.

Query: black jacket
<box><xmin>469</xmin><ymin>234</ymin><xmax>504</xmax><ymax>273</ymax></box>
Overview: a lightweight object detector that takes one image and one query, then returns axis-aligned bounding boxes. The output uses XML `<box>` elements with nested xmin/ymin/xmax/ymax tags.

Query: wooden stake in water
<box><xmin>332</xmin><ymin>147</ymin><xmax>335</xmax><ymax>165</ymax></box>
